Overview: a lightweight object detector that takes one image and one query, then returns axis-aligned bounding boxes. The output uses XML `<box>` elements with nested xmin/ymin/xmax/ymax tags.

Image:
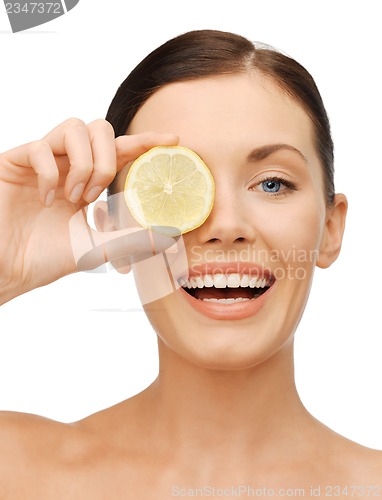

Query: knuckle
<box><xmin>69</xmin><ymin>161</ymin><xmax>93</xmax><ymax>175</ymax></box>
<box><xmin>99</xmin><ymin>169</ymin><xmax>117</xmax><ymax>184</ymax></box>
<box><xmin>43</xmin><ymin>171</ymin><xmax>59</xmax><ymax>184</ymax></box>
<box><xmin>27</xmin><ymin>141</ymin><xmax>58</xmax><ymax>181</ymax></box>
<box><xmin>28</xmin><ymin>139</ymin><xmax>51</xmax><ymax>155</ymax></box>
<box><xmin>93</xmin><ymin>167</ymin><xmax>116</xmax><ymax>185</ymax></box>
<box><xmin>44</xmin><ymin>164</ymin><xmax>59</xmax><ymax>179</ymax></box>
<box><xmin>114</xmin><ymin>135</ymin><xmax>125</xmax><ymax>150</ymax></box>
<box><xmin>89</xmin><ymin>118</ymin><xmax>115</xmax><ymax>136</ymax></box>
<box><xmin>64</xmin><ymin>117</ymin><xmax>87</xmax><ymax>131</ymax></box>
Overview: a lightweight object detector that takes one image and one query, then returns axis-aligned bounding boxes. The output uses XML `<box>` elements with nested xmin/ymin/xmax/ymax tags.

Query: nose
<box><xmin>195</xmin><ymin>181</ymin><xmax>257</xmax><ymax>246</ymax></box>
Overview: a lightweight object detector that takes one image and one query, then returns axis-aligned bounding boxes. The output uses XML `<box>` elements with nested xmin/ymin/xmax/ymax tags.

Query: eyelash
<box><xmin>250</xmin><ymin>176</ymin><xmax>298</xmax><ymax>197</ymax></box>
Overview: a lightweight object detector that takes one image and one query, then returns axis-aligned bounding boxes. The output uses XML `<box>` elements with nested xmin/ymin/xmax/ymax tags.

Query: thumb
<box><xmin>69</xmin><ymin>208</ymin><xmax>180</xmax><ymax>272</ymax></box>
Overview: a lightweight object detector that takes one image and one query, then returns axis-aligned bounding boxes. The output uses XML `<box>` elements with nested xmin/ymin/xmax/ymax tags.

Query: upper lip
<box><xmin>185</xmin><ymin>262</ymin><xmax>275</xmax><ymax>280</ymax></box>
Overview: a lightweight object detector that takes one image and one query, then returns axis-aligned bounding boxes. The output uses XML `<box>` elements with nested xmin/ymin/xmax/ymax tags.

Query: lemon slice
<box><xmin>124</xmin><ymin>145</ymin><xmax>215</xmax><ymax>235</ymax></box>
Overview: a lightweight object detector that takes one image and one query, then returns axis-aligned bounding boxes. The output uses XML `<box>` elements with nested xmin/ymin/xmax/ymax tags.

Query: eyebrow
<box><xmin>246</xmin><ymin>144</ymin><xmax>308</xmax><ymax>165</ymax></box>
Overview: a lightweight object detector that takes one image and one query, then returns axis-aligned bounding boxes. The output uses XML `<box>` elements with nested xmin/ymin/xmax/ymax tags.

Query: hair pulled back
<box><xmin>106</xmin><ymin>29</ymin><xmax>335</xmax><ymax>204</ymax></box>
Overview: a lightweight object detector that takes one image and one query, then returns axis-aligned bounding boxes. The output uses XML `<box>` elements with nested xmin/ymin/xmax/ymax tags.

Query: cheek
<box><xmin>261</xmin><ymin>198</ymin><xmax>324</xmax><ymax>275</ymax></box>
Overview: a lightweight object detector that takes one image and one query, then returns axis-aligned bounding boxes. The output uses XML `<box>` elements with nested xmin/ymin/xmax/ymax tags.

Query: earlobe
<box><xmin>316</xmin><ymin>193</ymin><xmax>348</xmax><ymax>269</ymax></box>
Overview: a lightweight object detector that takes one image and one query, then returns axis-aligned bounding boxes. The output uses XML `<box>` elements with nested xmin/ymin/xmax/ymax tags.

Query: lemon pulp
<box><xmin>124</xmin><ymin>146</ymin><xmax>215</xmax><ymax>235</ymax></box>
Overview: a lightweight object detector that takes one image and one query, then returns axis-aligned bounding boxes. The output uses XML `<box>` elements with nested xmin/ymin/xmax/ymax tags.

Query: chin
<box><xmin>160</xmin><ymin>333</ymin><xmax>294</xmax><ymax>372</ymax></box>
<box><xmin>140</xmin><ymin>265</ymin><xmax>312</xmax><ymax>373</ymax></box>
<box><xmin>146</xmin><ymin>299</ymin><xmax>296</xmax><ymax>372</ymax></box>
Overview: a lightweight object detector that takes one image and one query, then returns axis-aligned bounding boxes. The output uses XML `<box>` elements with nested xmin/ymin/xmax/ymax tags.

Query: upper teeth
<box><xmin>180</xmin><ymin>273</ymin><xmax>269</xmax><ymax>289</ymax></box>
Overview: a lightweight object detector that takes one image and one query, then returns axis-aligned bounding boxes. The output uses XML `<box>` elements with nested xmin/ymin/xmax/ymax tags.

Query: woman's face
<box><xmin>115</xmin><ymin>73</ymin><xmax>338</xmax><ymax>370</ymax></box>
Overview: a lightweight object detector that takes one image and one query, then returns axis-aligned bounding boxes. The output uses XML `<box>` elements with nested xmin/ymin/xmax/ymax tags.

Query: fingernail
<box><xmin>85</xmin><ymin>185</ymin><xmax>103</xmax><ymax>203</ymax></box>
<box><xmin>45</xmin><ymin>189</ymin><xmax>56</xmax><ymax>207</ymax></box>
<box><xmin>69</xmin><ymin>182</ymin><xmax>85</xmax><ymax>203</ymax></box>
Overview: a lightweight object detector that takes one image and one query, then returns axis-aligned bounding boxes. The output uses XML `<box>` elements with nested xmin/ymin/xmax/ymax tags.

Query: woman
<box><xmin>0</xmin><ymin>30</ymin><xmax>381</xmax><ymax>498</ymax></box>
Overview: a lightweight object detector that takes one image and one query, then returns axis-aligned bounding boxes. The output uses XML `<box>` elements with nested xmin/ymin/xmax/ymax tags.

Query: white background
<box><xmin>0</xmin><ymin>1</ymin><xmax>381</xmax><ymax>449</ymax></box>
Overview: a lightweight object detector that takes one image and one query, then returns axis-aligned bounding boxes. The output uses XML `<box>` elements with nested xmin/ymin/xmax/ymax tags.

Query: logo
<box><xmin>4</xmin><ymin>0</ymin><xmax>79</xmax><ymax>32</ymax></box>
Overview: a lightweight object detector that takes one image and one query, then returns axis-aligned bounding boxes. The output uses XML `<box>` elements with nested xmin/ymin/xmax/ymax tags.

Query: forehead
<box><xmin>128</xmin><ymin>73</ymin><xmax>316</xmax><ymax>162</ymax></box>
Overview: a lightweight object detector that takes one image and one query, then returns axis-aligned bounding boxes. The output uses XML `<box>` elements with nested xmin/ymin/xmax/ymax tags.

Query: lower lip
<box><xmin>179</xmin><ymin>284</ymin><xmax>276</xmax><ymax>320</ymax></box>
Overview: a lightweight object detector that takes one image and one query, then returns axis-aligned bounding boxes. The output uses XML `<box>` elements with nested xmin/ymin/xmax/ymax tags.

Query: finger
<box><xmin>4</xmin><ymin>140</ymin><xmax>59</xmax><ymax>207</ymax></box>
<box><xmin>115</xmin><ymin>131</ymin><xmax>179</xmax><ymax>171</ymax></box>
<box><xmin>69</xmin><ymin>207</ymin><xmax>180</xmax><ymax>271</ymax></box>
<box><xmin>105</xmin><ymin>227</ymin><xmax>180</xmax><ymax>262</ymax></box>
<box><xmin>77</xmin><ymin>228</ymin><xmax>181</xmax><ymax>271</ymax></box>
<box><xmin>42</xmin><ymin>118</ymin><xmax>94</xmax><ymax>203</ymax></box>
<box><xmin>82</xmin><ymin>119</ymin><xmax>117</xmax><ymax>204</ymax></box>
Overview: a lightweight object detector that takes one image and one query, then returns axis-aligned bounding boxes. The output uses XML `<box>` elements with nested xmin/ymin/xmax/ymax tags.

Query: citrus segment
<box><xmin>124</xmin><ymin>146</ymin><xmax>215</xmax><ymax>235</ymax></box>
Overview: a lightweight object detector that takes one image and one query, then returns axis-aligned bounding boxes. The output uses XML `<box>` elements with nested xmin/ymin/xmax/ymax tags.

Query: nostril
<box><xmin>235</xmin><ymin>237</ymin><xmax>246</xmax><ymax>243</ymax></box>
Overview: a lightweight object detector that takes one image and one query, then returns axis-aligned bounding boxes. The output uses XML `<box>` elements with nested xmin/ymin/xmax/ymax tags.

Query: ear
<box><xmin>316</xmin><ymin>193</ymin><xmax>348</xmax><ymax>269</ymax></box>
<box><xmin>93</xmin><ymin>200</ymin><xmax>132</xmax><ymax>274</ymax></box>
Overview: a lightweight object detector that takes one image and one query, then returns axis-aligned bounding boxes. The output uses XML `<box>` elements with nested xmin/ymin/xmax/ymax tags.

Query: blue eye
<box><xmin>250</xmin><ymin>176</ymin><xmax>297</xmax><ymax>196</ymax></box>
<box><xmin>262</xmin><ymin>180</ymin><xmax>282</xmax><ymax>193</ymax></box>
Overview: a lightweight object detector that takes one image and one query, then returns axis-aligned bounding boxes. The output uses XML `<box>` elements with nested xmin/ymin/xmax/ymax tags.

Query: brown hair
<box><xmin>106</xmin><ymin>29</ymin><xmax>335</xmax><ymax>204</ymax></box>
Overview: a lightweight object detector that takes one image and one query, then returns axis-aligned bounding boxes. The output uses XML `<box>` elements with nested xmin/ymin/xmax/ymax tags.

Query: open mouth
<box><xmin>179</xmin><ymin>273</ymin><xmax>274</xmax><ymax>303</ymax></box>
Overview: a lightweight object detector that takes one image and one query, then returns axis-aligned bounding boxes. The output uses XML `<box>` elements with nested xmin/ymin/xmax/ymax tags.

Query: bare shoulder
<box><xmin>324</xmin><ymin>427</ymin><xmax>382</xmax><ymax>484</ymax></box>
<box><xmin>348</xmin><ymin>441</ymin><xmax>382</xmax><ymax>483</ymax></box>
<box><xmin>0</xmin><ymin>402</ymin><xmax>142</xmax><ymax>498</ymax></box>
<box><xmin>0</xmin><ymin>410</ymin><xmax>96</xmax><ymax>496</ymax></box>
<box><xmin>0</xmin><ymin>410</ymin><xmax>57</xmax><ymax>458</ymax></box>
<box><xmin>302</xmin><ymin>417</ymin><xmax>382</xmax><ymax>489</ymax></box>
<box><xmin>0</xmin><ymin>410</ymin><xmax>68</xmax><ymax>466</ymax></box>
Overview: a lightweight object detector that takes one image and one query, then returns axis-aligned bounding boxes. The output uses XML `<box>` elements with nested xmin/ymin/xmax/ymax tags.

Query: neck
<box><xmin>137</xmin><ymin>338</ymin><xmax>313</xmax><ymax>467</ymax></box>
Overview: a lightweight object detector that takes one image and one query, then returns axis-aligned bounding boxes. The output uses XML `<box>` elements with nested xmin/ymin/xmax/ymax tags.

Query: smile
<box><xmin>180</xmin><ymin>273</ymin><xmax>272</xmax><ymax>302</ymax></box>
<box><xmin>177</xmin><ymin>264</ymin><xmax>276</xmax><ymax>320</ymax></box>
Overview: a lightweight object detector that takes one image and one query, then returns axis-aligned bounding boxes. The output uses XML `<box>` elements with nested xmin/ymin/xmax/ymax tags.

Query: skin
<box><xmin>0</xmin><ymin>73</ymin><xmax>381</xmax><ymax>499</ymax></box>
